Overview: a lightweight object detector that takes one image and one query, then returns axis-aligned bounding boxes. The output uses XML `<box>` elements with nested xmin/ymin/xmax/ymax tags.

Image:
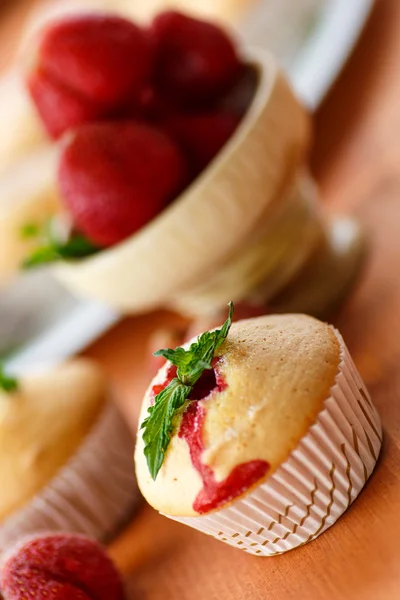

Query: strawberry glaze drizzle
<box><xmin>150</xmin><ymin>359</ymin><xmax>269</xmax><ymax>514</ymax></box>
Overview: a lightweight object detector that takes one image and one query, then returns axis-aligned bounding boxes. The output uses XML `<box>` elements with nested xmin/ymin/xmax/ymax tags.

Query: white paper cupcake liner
<box><xmin>166</xmin><ymin>330</ymin><xmax>382</xmax><ymax>556</ymax></box>
<box><xmin>0</xmin><ymin>401</ymin><xmax>138</xmax><ymax>554</ymax></box>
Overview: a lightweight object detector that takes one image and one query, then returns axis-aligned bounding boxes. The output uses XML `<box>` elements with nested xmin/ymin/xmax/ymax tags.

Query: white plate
<box><xmin>4</xmin><ymin>0</ymin><xmax>373</xmax><ymax>373</ymax></box>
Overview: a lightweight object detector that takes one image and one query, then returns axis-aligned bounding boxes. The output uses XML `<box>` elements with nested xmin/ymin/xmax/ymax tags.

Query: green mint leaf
<box><xmin>55</xmin><ymin>234</ymin><xmax>100</xmax><ymax>259</ymax></box>
<box><xmin>20</xmin><ymin>222</ymin><xmax>41</xmax><ymax>239</ymax></box>
<box><xmin>153</xmin><ymin>347</ymin><xmax>190</xmax><ymax>366</ymax></box>
<box><xmin>181</xmin><ymin>300</ymin><xmax>234</xmax><ymax>385</ymax></box>
<box><xmin>153</xmin><ymin>302</ymin><xmax>234</xmax><ymax>386</ymax></box>
<box><xmin>0</xmin><ymin>365</ymin><xmax>18</xmax><ymax>393</ymax></box>
<box><xmin>22</xmin><ymin>246</ymin><xmax>61</xmax><ymax>269</ymax></box>
<box><xmin>143</xmin><ymin>303</ymin><xmax>234</xmax><ymax>479</ymax></box>
<box><xmin>141</xmin><ymin>379</ymin><xmax>191</xmax><ymax>480</ymax></box>
<box><xmin>22</xmin><ymin>226</ymin><xmax>100</xmax><ymax>269</ymax></box>
<box><xmin>216</xmin><ymin>301</ymin><xmax>234</xmax><ymax>345</ymax></box>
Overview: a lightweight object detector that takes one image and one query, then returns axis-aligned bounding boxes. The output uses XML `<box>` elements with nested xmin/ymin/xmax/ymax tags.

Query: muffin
<box><xmin>0</xmin><ymin>359</ymin><xmax>138</xmax><ymax>553</ymax></box>
<box><xmin>135</xmin><ymin>310</ymin><xmax>382</xmax><ymax>555</ymax></box>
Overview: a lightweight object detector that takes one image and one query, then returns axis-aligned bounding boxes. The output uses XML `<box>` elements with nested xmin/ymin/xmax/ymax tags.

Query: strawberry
<box><xmin>150</xmin><ymin>11</ymin><xmax>243</xmax><ymax>108</ymax></box>
<box><xmin>26</xmin><ymin>14</ymin><xmax>153</xmax><ymax>138</ymax></box>
<box><xmin>27</xmin><ymin>69</ymin><xmax>103</xmax><ymax>139</ymax></box>
<box><xmin>0</xmin><ymin>533</ymin><xmax>125</xmax><ymax>599</ymax></box>
<box><xmin>58</xmin><ymin>121</ymin><xmax>187</xmax><ymax>247</ymax></box>
<box><xmin>165</xmin><ymin>112</ymin><xmax>241</xmax><ymax>174</ymax></box>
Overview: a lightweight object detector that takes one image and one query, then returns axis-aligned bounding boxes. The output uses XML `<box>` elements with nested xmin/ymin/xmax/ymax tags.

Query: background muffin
<box><xmin>0</xmin><ymin>359</ymin><xmax>139</xmax><ymax>553</ymax></box>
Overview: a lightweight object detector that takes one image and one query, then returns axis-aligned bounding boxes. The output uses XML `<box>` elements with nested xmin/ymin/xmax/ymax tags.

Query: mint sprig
<box><xmin>0</xmin><ymin>365</ymin><xmax>18</xmax><ymax>393</ymax></box>
<box><xmin>21</xmin><ymin>220</ymin><xmax>100</xmax><ymax>269</ymax></box>
<box><xmin>23</xmin><ymin>233</ymin><xmax>99</xmax><ymax>268</ymax></box>
<box><xmin>141</xmin><ymin>302</ymin><xmax>234</xmax><ymax>480</ymax></box>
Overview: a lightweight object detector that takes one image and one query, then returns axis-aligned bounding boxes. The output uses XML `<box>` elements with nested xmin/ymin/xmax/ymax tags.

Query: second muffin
<box><xmin>0</xmin><ymin>359</ymin><xmax>139</xmax><ymax>552</ymax></box>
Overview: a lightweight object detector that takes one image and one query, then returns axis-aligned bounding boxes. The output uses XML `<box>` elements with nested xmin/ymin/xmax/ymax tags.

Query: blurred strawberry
<box><xmin>26</xmin><ymin>14</ymin><xmax>153</xmax><ymax>138</ymax></box>
<box><xmin>150</xmin><ymin>11</ymin><xmax>243</xmax><ymax>108</ymax></box>
<box><xmin>58</xmin><ymin>121</ymin><xmax>188</xmax><ymax>247</ymax></box>
<box><xmin>116</xmin><ymin>86</ymin><xmax>172</xmax><ymax>124</ymax></box>
<box><xmin>165</xmin><ymin>111</ymin><xmax>241</xmax><ymax>174</ymax></box>
<box><xmin>27</xmin><ymin>71</ymin><xmax>103</xmax><ymax>139</ymax></box>
<box><xmin>0</xmin><ymin>533</ymin><xmax>125</xmax><ymax>600</ymax></box>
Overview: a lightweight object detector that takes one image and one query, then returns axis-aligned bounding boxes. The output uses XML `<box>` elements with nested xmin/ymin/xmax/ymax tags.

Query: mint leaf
<box><xmin>22</xmin><ymin>246</ymin><xmax>61</xmax><ymax>268</ymax></box>
<box><xmin>142</xmin><ymin>302</ymin><xmax>234</xmax><ymax>479</ymax></box>
<box><xmin>216</xmin><ymin>301</ymin><xmax>234</xmax><ymax>342</ymax></box>
<box><xmin>22</xmin><ymin>227</ymin><xmax>100</xmax><ymax>269</ymax></box>
<box><xmin>141</xmin><ymin>379</ymin><xmax>191</xmax><ymax>480</ymax></box>
<box><xmin>56</xmin><ymin>233</ymin><xmax>99</xmax><ymax>259</ymax></box>
<box><xmin>20</xmin><ymin>222</ymin><xmax>41</xmax><ymax>239</ymax></box>
<box><xmin>154</xmin><ymin>301</ymin><xmax>234</xmax><ymax>386</ymax></box>
<box><xmin>0</xmin><ymin>365</ymin><xmax>18</xmax><ymax>393</ymax></box>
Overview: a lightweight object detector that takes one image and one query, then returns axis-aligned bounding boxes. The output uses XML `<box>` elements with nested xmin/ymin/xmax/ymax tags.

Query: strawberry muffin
<box><xmin>135</xmin><ymin>306</ymin><xmax>382</xmax><ymax>555</ymax></box>
<box><xmin>0</xmin><ymin>360</ymin><xmax>138</xmax><ymax>553</ymax></box>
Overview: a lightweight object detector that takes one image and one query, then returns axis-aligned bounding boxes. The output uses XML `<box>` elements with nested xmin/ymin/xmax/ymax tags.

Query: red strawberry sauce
<box><xmin>150</xmin><ymin>359</ymin><xmax>269</xmax><ymax>514</ymax></box>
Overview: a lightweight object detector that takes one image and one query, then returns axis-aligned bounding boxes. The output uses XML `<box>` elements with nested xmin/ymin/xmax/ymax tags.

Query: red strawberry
<box><xmin>27</xmin><ymin>70</ymin><xmax>103</xmax><ymax>139</ymax></box>
<box><xmin>58</xmin><ymin>121</ymin><xmax>187</xmax><ymax>247</ymax></box>
<box><xmin>165</xmin><ymin>112</ymin><xmax>241</xmax><ymax>174</ymax></box>
<box><xmin>26</xmin><ymin>14</ymin><xmax>153</xmax><ymax>138</ymax></box>
<box><xmin>150</xmin><ymin>11</ymin><xmax>243</xmax><ymax>107</ymax></box>
<box><xmin>0</xmin><ymin>533</ymin><xmax>125</xmax><ymax>600</ymax></box>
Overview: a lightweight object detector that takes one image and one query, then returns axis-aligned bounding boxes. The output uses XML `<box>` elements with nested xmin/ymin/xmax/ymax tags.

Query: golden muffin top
<box><xmin>0</xmin><ymin>359</ymin><xmax>106</xmax><ymax>521</ymax></box>
<box><xmin>135</xmin><ymin>314</ymin><xmax>341</xmax><ymax>516</ymax></box>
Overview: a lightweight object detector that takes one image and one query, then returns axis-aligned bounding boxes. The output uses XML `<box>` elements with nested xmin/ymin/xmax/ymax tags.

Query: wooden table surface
<box><xmin>3</xmin><ymin>0</ymin><xmax>400</xmax><ymax>598</ymax></box>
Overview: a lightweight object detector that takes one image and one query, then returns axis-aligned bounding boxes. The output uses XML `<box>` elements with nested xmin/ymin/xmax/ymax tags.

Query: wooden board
<box><xmin>83</xmin><ymin>1</ymin><xmax>400</xmax><ymax>598</ymax></box>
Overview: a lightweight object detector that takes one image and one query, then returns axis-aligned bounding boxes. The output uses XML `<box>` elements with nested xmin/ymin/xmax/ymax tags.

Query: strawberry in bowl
<box><xmin>58</xmin><ymin>121</ymin><xmax>187</xmax><ymax>248</ymax></box>
<box><xmin>26</xmin><ymin>13</ymin><xmax>154</xmax><ymax>139</ymax></box>
<box><xmin>1</xmin><ymin>10</ymin><xmax>364</xmax><ymax>320</ymax></box>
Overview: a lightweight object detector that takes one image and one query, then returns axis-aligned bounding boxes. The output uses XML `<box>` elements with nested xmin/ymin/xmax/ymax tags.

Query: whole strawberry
<box><xmin>26</xmin><ymin>14</ymin><xmax>153</xmax><ymax>138</ymax></box>
<box><xmin>0</xmin><ymin>533</ymin><xmax>125</xmax><ymax>599</ymax></box>
<box><xmin>151</xmin><ymin>11</ymin><xmax>243</xmax><ymax>107</ymax></box>
<box><xmin>58</xmin><ymin>121</ymin><xmax>187</xmax><ymax>247</ymax></box>
<box><xmin>165</xmin><ymin>111</ymin><xmax>241</xmax><ymax>174</ymax></box>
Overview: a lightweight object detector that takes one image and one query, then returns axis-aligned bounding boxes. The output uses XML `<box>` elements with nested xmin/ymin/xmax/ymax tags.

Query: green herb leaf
<box><xmin>20</xmin><ymin>222</ymin><xmax>41</xmax><ymax>239</ymax></box>
<box><xmin>0</xmin><ymin>365</ymin><xmax>18</xmax><ymax>393</ymax></box>
<box><xmin>22</xmin><ymin>227</ymin><xmax>100</xmax><ymax>269</ymax></box>
<box><xmin>154</xmin><ymin>301</ymin><xmax>234</xmax><ymax>386</ymax></box>
<box><xmin>141</xmin><ymin>379</ymin><xmax>191</xmax><ymax>480</ymax></box>
<box><xmin>142</xmin><ymin>302</ymin><xmax>234</xmax><ymax>479</ymax></box>
<box><xmin>22</xmin><ymin>245</ymin><xmax>61</xmax><ymax>268</ymax></box>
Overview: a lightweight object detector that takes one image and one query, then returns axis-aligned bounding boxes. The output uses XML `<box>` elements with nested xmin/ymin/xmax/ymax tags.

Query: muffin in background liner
<box><xmin>0</xmin><ymin>400</ymin><xmax>138</xmax><ymax>554</ymax></box>
<box><xmin>166</xmin><ymin>330</ymin><xmax>382</xmax><ymax>556</ymax></box>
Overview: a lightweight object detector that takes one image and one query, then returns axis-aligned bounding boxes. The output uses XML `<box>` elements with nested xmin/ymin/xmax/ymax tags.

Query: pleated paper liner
<box><xmin>166</xmin><ymin>330</ymin><xmax>382</xmax><ymax>556</ymax></box>
<box><xmin>0</xmin><ymin>402</ymin><xmax>138</xmax><ymax>554</ymax></box>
